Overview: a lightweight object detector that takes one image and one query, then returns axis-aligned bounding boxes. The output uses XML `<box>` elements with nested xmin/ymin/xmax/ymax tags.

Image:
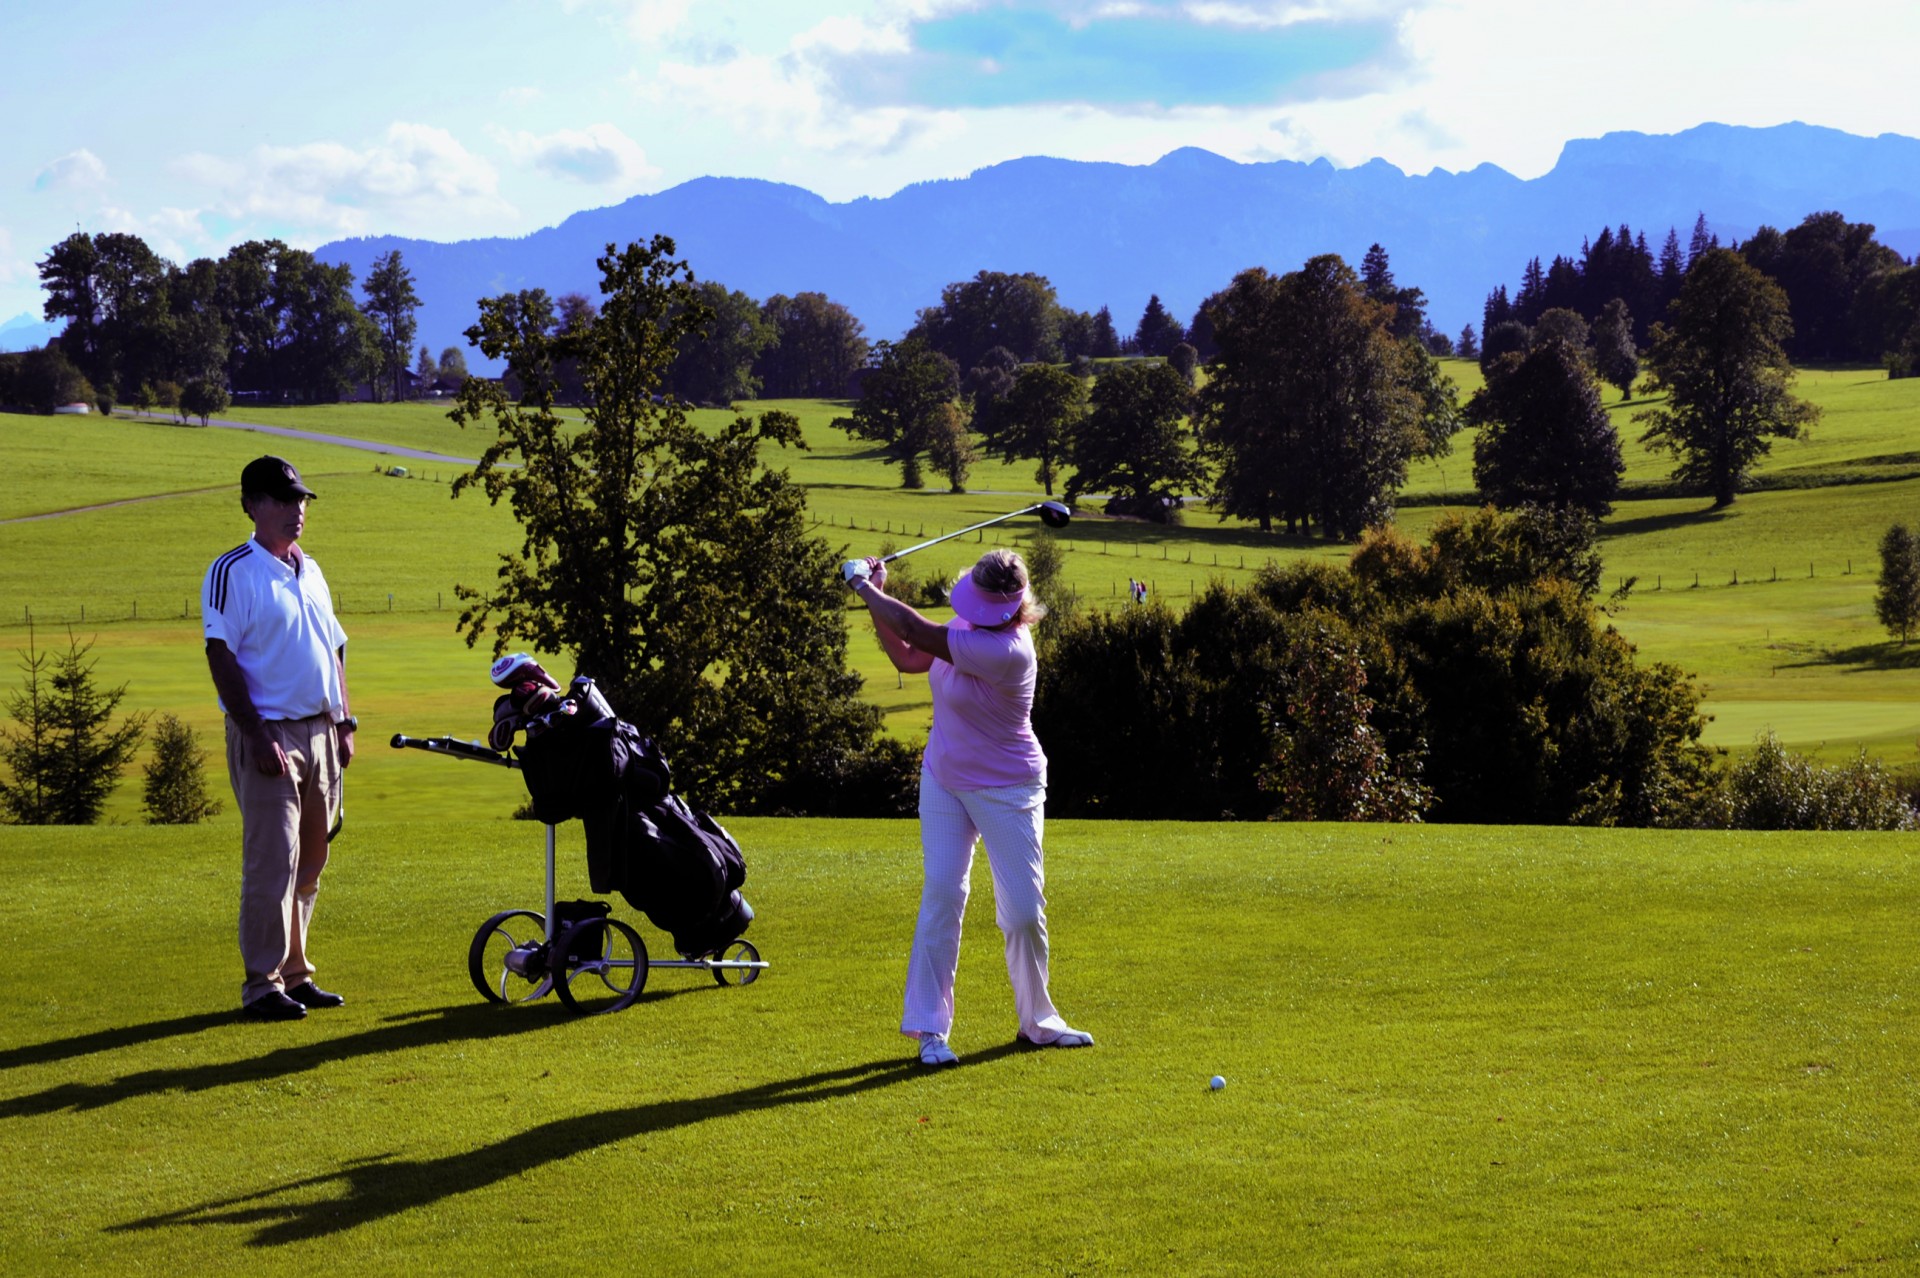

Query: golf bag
<box><xmin>504</xmin><ymin>672</ymin><xmax>753</xmax><ymax>958</ymax></box>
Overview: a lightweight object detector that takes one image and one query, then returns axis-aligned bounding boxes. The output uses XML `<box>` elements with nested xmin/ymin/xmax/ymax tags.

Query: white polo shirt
<box><xmin>202</xmin><ymin>537</ymin><xmax>349</xmax><ymax>722</ymax></box>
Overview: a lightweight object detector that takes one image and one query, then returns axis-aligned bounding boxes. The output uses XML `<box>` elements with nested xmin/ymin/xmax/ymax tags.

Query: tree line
<box><xmin>0</xmin><ymin>233</ymin><xmax>437</xmax><ymax>417</ymax></box>
<box><xmin>835</xmin><ymin>248</ymin><xmax>1460</xmax><ymax>539</ymax></box>
<box><xmin>1034</xmin><ymin>506</ymin><xmax>1915</xmax><ymax>830</ymax></box>
<box><xmin>1479</xmin><ymin>210</ymin><xmax>1920</xmax><ymax>376</ymax></box>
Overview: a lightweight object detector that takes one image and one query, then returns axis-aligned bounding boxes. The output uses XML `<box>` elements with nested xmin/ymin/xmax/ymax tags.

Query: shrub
<box><xmin>1723</xmin><ymin>732</ymin><xmax>1918</xmax><ymax>831</ymax></box>
<box><xmin>1260</xmin><ymin>620</ymin><xmax>1431</xmax><ymax>821</ymax></box>
<box><xmin>1032</xmin><ymin>509</ymin><xmax>1712</xmax><ymax>825</ymax></box>
<box><xmin>142</xmin><ymin>713</ymin><xmax>222</xmax><ymax>824</ymax></box>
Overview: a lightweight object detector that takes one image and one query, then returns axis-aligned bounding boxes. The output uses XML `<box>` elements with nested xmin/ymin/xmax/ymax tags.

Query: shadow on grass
<box><xmin>0</xmin><ymin>1011</ymin><xmax>238</xmax><ymax>1073</ymax></box>
<box><xmin>0</xmin><ymin>994</ymin><xmax>701</xmax><ymax>1118</ymax></box>
<box><xmin>112</xmin><ymin>1042</ymin><xmax>1032</xmax><ymax>1246</ymax></box>
<box><xmin>1599</xmin><ymin>503</ymin><xmax>1736</xmax><ymax>540</ymax></box>
<box><xmin>1779</xmin><ymin>641</ymin><xmax>1920</xmax><ymax>671</ymax></box>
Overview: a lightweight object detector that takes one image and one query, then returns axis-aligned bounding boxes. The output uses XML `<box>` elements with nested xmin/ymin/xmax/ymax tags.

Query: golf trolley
<box><xmin>391</xmin><ymin>732</ymin><xmax>767</xmax><ymax>1015</ymax></box>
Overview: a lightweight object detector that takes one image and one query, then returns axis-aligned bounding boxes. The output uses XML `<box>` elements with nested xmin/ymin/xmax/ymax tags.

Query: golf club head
<box><xmin>1036</xmin><ymin>501</ymin><xmax>1072</xmax><ymax>529</ymax></box>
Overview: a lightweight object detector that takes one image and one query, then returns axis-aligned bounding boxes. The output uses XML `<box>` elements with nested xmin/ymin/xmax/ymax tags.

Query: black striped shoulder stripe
<box><xmin>208</xmin><ymin>542</ymin><xmax>253</xmax><ymax>614</ymax></box>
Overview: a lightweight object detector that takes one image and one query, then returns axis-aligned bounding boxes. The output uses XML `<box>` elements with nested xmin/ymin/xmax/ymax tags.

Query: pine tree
<box><xmin>1469</xmin><ymin>337</ymin><xmax>1624</xmax><ymax>516</ymax></box>
<box><xmin>1133</xmin><ymin>294</ymin><xmax>1185</xmax><ymax>357</ymax></box>
<box><xmin>0</xmin><ymin>627</ymin><xmax>148</xmax><ymax>825</ymax></box>
<box><xmin>1457</xmin><ymin>324</ymin><xmax>1479</xmax><ymax>359</ymax></box>
<box><xmin>1875</xmin><ymin>523</ymin><xmax>1920</xmax><ymax>644</ymax></box>
<box><xmin>1688</xmin><ymin>213</ymin><xmax>1718</xmax><ymax>268</ymax></box>
<box><xmin>142</xmin><ymin>713</ymin><xmax>222</xmax><ymax>824</ymax></box>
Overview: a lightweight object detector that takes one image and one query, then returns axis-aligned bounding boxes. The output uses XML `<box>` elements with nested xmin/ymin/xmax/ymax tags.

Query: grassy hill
<box><xmin>0</xmin><ymin>360</ymin><xmax>1917</xmax><ymax>823</ymax></box>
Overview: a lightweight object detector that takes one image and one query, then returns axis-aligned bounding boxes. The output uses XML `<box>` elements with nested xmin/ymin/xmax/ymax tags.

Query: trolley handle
<box><xmin>390</xmin><ymin>733</ymin><xmax>521</xmax><ymax>769</ymax></box>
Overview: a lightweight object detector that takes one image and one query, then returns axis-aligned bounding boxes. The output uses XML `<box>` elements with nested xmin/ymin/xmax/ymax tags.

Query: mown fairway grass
<box><xmin>2</xmin><ymin>819</ymin><xmax>1915</xmax><ymax>1274</ymax></box>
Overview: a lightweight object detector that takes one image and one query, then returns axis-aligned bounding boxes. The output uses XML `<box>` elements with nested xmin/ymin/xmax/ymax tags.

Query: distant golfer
<box><xmin>849</xmin><ymin>548</ymin><xmax>1093</xmax><ymax>1067</ymax></box>
<box><xmin>202</xmin><ymin>456</ymin><xmax>356</xmax><ymax>1022</ymax></box>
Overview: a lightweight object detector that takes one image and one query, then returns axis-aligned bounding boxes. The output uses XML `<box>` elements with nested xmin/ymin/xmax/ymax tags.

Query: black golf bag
<box><xmin>507</xmin><ymin>675</ymin><xmax>753</xmax><ymax>958</ymax></box>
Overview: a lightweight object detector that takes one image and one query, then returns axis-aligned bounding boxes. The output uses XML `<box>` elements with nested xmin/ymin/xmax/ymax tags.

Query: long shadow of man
<box><xmin>0</xmin><ymin>995</ymin><xmax>698</xmax><ymax>1118</ymax></box>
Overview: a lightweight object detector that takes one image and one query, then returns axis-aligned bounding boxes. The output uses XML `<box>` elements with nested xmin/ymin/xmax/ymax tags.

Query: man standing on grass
<box><xmin>202</xmin><ymin>456</ymin><xmax>356</xmax><ymax>1022</ymax></box>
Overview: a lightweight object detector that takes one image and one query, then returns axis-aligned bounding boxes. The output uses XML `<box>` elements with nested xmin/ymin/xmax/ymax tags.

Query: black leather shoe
<box><xmin>242</xmin><ymin>990</ymin><xmax>308</xmax><ymax>1021</ymax></box>
<box><xmin>286</xmin><ymin>981</ymin><xmax>344</xmax><ymax>1009</ymax></box>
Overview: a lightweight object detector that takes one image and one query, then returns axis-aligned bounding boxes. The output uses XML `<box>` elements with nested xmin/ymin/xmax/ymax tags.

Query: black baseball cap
<box><xmin>240</xmin><ymin>456</ymin><xmax>317</xmax><ymax>501</ymax></box>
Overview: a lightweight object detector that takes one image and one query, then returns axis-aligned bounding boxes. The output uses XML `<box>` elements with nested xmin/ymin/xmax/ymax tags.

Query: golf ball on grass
<box><xmin>1209</xmin><ymin>1075</ymin><xmax>1226</xmax><ymax>1090</ymax></box>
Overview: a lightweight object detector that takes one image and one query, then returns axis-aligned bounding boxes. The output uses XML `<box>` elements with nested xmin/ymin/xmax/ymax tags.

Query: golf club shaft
<box><xmin>881</xmin><ymin>504</ymin><xmax>1046</xmax><ymax>563</ymax></box>
<box><xmin>390</xmin><ymin>733</ymin><xmax>522</xmax><ymax>768</ymax></box>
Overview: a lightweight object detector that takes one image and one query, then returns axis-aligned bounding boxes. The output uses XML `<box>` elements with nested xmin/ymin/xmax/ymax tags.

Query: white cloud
<box><xmin>501</xmin><ymin>85</ymin><xmax>545</xmax><ymax>106</ymax></box>
<box><xmin>639</xmin><ymin>12</ymin><xmax>964</xmax><ymax>164</ymax></box>
<box><xmin>560</xmin><ymin>0</ymin><xmax>695</xmax><ymax>42</ymax></box>
<box><xmin>34</xmin><ymin>150</ymin><xmax>110</xmax><ymax>193</ymax></box>
<box><xmin>1181</xmin><ymin>0</ymin><xmax>1394</xmax><ymax>24</ymax></box>
<box><xmin>494</xmin><ymin>123</ymin><xmax>660</xmax><ymax>186</ymax></box>
<box><xmin>1262</xmin><ymin>0</ymin><xmax>1920</xmax><ymax>178</ymax></box>
<box><xmin>175</xmin><ymin>122</ymin><xmax>513</xmax><ymax>240</ymax></box>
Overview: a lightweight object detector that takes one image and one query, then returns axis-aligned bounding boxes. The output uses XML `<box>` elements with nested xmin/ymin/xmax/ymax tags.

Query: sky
<box><xmin>4</xmin><ymin>0</ymin><xmax>1919</xmax><ymax>325</ymax></box>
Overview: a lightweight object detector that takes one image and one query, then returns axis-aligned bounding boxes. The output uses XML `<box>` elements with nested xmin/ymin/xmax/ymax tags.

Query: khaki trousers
<box><xmin>226</xmin><ymin>714</ymin><xmax>339</xmax><ymax>1006</ymax></box>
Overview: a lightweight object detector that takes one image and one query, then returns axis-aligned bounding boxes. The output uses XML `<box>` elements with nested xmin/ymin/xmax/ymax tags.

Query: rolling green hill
<box><xmin>1</xmin><ymin>361</ymin><xmax>1917</xmax><ymax>823</ymax></box>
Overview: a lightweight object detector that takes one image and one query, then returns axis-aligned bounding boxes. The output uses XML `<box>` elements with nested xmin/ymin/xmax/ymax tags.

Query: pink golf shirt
<box><xmin>924</xmin><ymin>619</ymin><xmax>1047</xmax><ymax>791</ymax></box>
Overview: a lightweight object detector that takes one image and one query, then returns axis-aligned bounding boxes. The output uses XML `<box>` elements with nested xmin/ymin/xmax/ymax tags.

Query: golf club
<box><xmin>841</xmin><ymin>500</ymin><xmax>1071</xmax><ymax>584</ymax></box>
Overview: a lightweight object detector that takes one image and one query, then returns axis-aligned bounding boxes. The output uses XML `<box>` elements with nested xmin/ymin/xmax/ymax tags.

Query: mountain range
<box><xmin>316</xmin><ymin>122</ymin><xmax>1920</xmax><ymax>373</ymax></box>
<box><xmin>17</xmin><ymin>122</ymin><xmax>1920</xmax><ymax>367</ymax></box>
<box><xmin>0</xmin><ymin>313</ymin><xmax>61</xmax><ymax>354</ymax></box>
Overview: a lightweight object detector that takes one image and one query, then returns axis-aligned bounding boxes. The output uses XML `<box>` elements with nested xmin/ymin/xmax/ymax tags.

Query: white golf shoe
<box><xmin>1016</xmin><ymin>1026</ymin><xmax>1095</xmax><ymax>1048</ymax></box>
<box><xmin>917</xmin><ymin>1034</ymin><xmax>959</xmax><ymax>1068</ymax></box>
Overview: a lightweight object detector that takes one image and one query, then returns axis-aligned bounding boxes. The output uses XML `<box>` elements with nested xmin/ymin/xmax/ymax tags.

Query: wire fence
<box><xmin>0</xmin><ymin>544</ymin><xmax>1864</xmax><ymax>632</ymax></box>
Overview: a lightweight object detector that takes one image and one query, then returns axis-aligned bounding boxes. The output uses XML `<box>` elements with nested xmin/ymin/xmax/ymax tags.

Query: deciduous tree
<box><xmin>1067</xmin><ymin>361</ymin><xmax>1203</xmax><ymax>522</ymax></box>
<box><xmin>669</xmin><ymin>280</ymin><xmax>775</xmax><ymax>405</ymax></box>
<box><xmin>1637</xmin><ymin>248</ymin><xmax>1819</xmax><ymax>508</ymax></box>
<box><xmin>833</xmin><ymin>337</ymin><xmax>960</xmax><ymax>489</ymax></box>
<box><xmin>1591</xmin><ymin>298</ymin><xmax>1639</xmax><ymax>399</ymax></box>
<box><xmin>1198</xmin><ymin>256</ymin><xmax>1445</xmax><ymax>539</ymax></box>
<box><xmin>979</xmin><ymin>362</ymin><xmax>1087</xmax><ymax>496</ymax></box>
<box><xmin>910</xmin><ymin>271</ymin><xmax>1063</xmax><ymax>367</ymax></box>
<box><xmin>755</xmin><ymin>292</ymin><xmax>867</xmax><ymax>397</ymax></box>
<box><xmin>450</xmin><ymin>236</ymin><xmax>914</xmax><ymax>814</ymax></box>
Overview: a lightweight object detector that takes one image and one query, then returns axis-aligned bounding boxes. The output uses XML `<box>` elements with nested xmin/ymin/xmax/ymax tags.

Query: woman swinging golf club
<box><xmin>848</xmin><ymin>548</ymin><xmax>1094</xmax><ymax>1067</ymax></box>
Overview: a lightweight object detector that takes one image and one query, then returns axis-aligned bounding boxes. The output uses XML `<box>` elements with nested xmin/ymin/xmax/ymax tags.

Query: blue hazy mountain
<box><xmin>0</xmin><ymin>313</ymin><xmax>61</xmax><ymax>354</ymax></box>
<box><xmin>316</xmin><ymin>122</ymin><xmax>1920</xmax><ymax>369</ymax></box>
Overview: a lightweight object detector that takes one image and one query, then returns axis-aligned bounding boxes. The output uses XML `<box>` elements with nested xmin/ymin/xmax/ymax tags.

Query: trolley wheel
<box><xmin>468</xmin><ymin>909</ymin><xmax>552</xmax><ymax>1004</ymax></box>
<box><xmin>711</xmin><ymin>939</ymin><xmax>762</xmax><ymax>987</ymax></box>
<box><xmin>552</xmin><ymin>916</ymin><xmax>648</xmax><ymax>1014</ymax></box>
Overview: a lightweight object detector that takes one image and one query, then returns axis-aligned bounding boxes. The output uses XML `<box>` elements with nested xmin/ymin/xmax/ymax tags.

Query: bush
<box><xmin>1260</xmin><ymin>620</ymin><xmax>1431</xmax><ymax>821</ymax></box>
<box><xmin>14</xmin><ymin>346</ymin><xmax>94</xmax><ymax>413</ymax></box>
<box><xmin>1032</xmin><ymin>509</ymin><xmax>1713</xmax><ymax>825</ymax></box>
<box><xmin>1721</xmin><ymin>732</ymin><xmax>1918</xmax><ymax>830</ymax></box>
<box><xmin>142</xmin><ymin>713</ymin><xmax>222</xmax><ymax>824</ymax></box>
